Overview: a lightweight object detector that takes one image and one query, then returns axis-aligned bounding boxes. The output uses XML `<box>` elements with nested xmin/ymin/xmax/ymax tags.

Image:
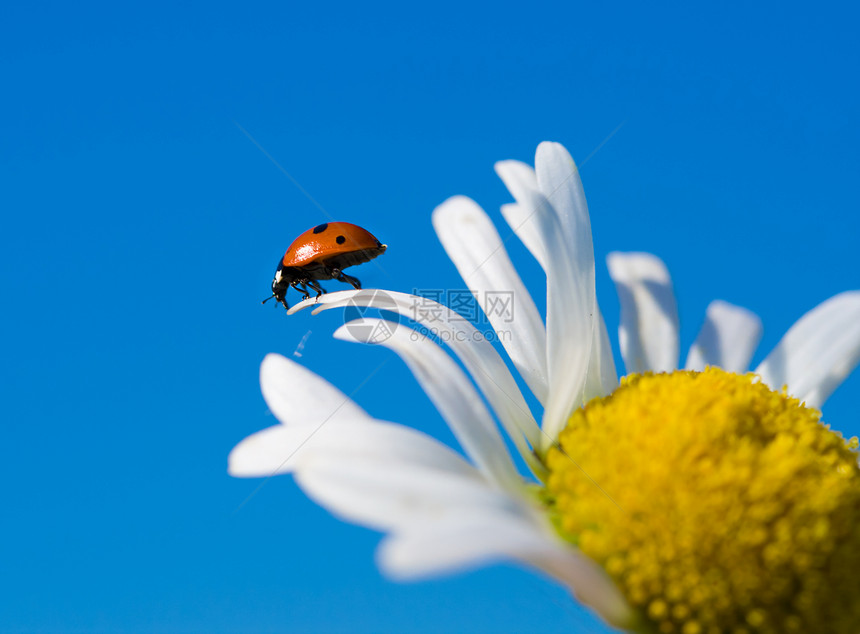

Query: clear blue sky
<box><xmin>2</xmin><ymin>2</ymin><xmax>858</xmax><ymax>632</ymax></box>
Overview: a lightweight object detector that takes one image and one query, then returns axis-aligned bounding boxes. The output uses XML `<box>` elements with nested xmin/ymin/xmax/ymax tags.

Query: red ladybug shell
<box><xmin>281</xmin><ymin>222</ymin><xmax>386</xmax><ymax>269</ymax></box>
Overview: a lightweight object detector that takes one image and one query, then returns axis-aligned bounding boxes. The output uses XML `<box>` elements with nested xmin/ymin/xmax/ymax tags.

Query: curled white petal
<box><xmin>510</xmin><ymin>144</ymin><xmax>596</xmax><ymax>445</ymax></box>
<box><xmin>498</xmin><ymin>150</ymin><xmax>594</xmax><ymax>444</ymax></box>
<box><xmin>377</xmin><ymin>513</ymin><xmax>634</xmax><ymax>628</ymax></box>
<box><xmin>260</xmin><ymin>353</ymin><xmax>369</xmax><ymax>426</ymax></box>
<box><xmin>497</xmin><ymin>156</ymin><xmax>616</xmax><ymax>404</ymax></box>
<box><xmin>335</xmin><ymin>320</ymin><xmax>523</xmax><ymax>489</ymax></box>
<box><xmin>286</xmin><ymin>290</ymin><xmax>352</xmax><ymax>315</ymax></box>
<box><xmin>289</xmin><ymin>289</ymin><xmax>542</xmax><ymax>455</ymax></box>
<box><xmin>755</xmin><ymin>291</ymin><xmax>860</xmax><ymax>409</ymax></box>
<box><xmin>495</xmin><ymin>159</ymin><xmax>551</xmax><ymax>271</ymax></box>
<box><xmin>607</xmin><ymin>252</ymin><xmax>680</xmax><ymax>374</ymax></box>
<box><xmin>685</xmin><ymin>300</ymin><xmax>762</xmax><ymax>373</ymax></box>
<box><xmin>432</xmin><ymin>196</ymin><xmax>549</xmax><ymax>404</ymax></box>
<box><xmin>500</xmin><ymin>202</ymin><xmax>548</xmax><ymax>270</ymax></box>
<box><xmin>534</xmin><ymin>143</ymin><xmax>592</xmax><ymax>252</ymax></box>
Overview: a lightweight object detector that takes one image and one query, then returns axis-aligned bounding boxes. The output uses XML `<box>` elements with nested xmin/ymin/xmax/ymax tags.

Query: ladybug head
<box><xmin>262</xmin><ymin>264</ymin><xmax>295</xmax><ymax>310</ymax></box>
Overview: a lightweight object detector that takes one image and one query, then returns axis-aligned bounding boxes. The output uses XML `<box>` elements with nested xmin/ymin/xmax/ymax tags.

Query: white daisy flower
<box><xmin>230</xmin><ymin>142</ymin><xmax>860</xmax><ymax>633</ymax></box>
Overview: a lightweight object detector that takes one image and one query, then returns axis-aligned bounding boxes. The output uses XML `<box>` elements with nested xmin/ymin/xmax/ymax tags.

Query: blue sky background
<box><xmin>2</xmin><ymin>1</ymin><xmax>859</xmax><ymax>632</ymax></box>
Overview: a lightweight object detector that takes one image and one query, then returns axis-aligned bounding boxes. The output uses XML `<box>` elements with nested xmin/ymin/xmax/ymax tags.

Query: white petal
<box><xmin>375</xmin><ymin>512</ymin><xmax>546</xmax><ymax>576</ymax></box>
<box><xmin>377</xmin><ymin>514</ymin><xmax>634</xmax><ymax>628</ymax></box>
<box><xmin>228</xmin><ymin>424</ymin><xmax>312</xmax><ymax>477</ymax></box>
<box><xmin>260</xmin><ymin>353</ymin><xmax>369</xmax><ymax>426</ymax></box>
<box><xmin>495</xmin><ymin>159</ymin><xmax>551</xmax><ymax>271</ymax></box>
<box><xmin>606</xmin><ymin>252</ymin><xmax>679</xmax><ymax>374</ymax></box>
<box><xmin>432</xmin><ymin>196</ymin><xmax>549</xmax><ymax>404</ymax></box>
<box><xmin>231</xmin><ymin>416</ymin><xmax>506</xmax><ymax>531</ymax></box>
<box><xmin>500</xmin><ymin>203</ymin><xmax>548</xmax><ymax>270</ymax></box>
<box><xmin>685</xmin><ymin>300</ymin><xmax>762</xmax><ymax>373</ymax></box>
<box><xmin>303</xmin><ymin>419</ymin><xmax>478</xmax><ymax>475</ymax></box>
<box><xmin>292</xmin><ymin>288</ymin><xmax>543</xmax><ymax>456</ymax></box>
<box><xmin>230</xmin><ymin>418</ymin><xmax>442</xmax><ymax>478</ymax></box>
<box><xmin>296</xmin><ymin>447</ymin><xmax>514</xmax><ymax>532</ymax></box>
<box><xmin>526</xmin><ymin>145</ymin><xmax>596</xmax><ymax>445</ymax></box>
<box><xmin>498</xmin><ymin>154</ymin><xmax>616</xmax><ymax>407</ymax></box>
<box><xmin>583</xmin><ymin>308</ymin><xmax>619</xmax><ymax>400</ymax></box>
<box><xmin>755</xmin><ymin>291</ymin><xmax>860</xmax><ymax>409</ymax></box>
<box><xmin>335</xmin><ymin>320</ymin><xmax>523</xmax><ymax>489</ymax></box>
<box><xmin>286</xmin><ymin>291</ymin><xmax>347</xmax><ymax>315</ymax></box>
<box><xmin>534</xmin><ymin>143</ymin><xmax>592</xmax><ymax>253</ymax></box>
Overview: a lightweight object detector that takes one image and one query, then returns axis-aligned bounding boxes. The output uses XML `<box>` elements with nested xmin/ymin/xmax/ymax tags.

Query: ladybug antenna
<box><xmin>261</xmin><ymin>294</ymin><xmax>276</xmax><ymax>305</ymax></box>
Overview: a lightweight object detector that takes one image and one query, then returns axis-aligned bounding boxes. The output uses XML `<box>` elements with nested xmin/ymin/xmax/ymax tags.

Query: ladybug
<box><xmin>263</xmin><ymin>222</ymin><xmax>387</xmax><ymax>310</ymax></box>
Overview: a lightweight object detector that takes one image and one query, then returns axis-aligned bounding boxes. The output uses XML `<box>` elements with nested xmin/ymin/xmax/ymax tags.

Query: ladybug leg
<box><xmin>291</xmin><ymin>281</ymin><xmax>311</xmax><ymax>301</ymax></box>
<box><xmin>331</xmin><ymin>268</ymin><xmax>362</xmax><ymax>290</ymax></box>
<box><xmin>306</xmin><ymin>279</ymin><xmax>326</xmax><ymax>299</ymax></box>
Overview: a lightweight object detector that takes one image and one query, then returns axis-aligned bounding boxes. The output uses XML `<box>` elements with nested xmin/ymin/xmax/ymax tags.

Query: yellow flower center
<box><xmin>544</xmin><ymin>367</ymin><xmax>860</xmax><ymax>634</ymax></box>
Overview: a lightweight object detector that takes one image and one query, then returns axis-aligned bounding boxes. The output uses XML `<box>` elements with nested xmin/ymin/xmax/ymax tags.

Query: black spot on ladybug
<box><xmin>313</xmin><ymin>223</ymin><xmax>328</xmax><ymax>234</ymax></box>
<box><xmin>336</xmin><ymin>235</ymin><xmax>346</xmax><ymax>244</ymax></box>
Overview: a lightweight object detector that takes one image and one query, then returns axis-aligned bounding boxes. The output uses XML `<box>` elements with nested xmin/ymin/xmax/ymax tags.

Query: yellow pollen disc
<box><xmin>544</xmin><ymin>368</ymin><xmax>860</xmax><ymax>634</ymax></box>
